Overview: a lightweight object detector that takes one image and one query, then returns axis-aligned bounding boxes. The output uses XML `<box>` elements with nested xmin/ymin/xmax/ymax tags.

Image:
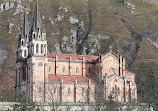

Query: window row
<box><xmin>48</xmin><ymin>66</ymin><xmax>91</xmax><ymax>74</ymax></box>
<box><xmin>36</xmin><ymin>44</ymin><xmax>46</xmax><ymax>54</ymax></box>
<box><xmin>41</xmin><ymin>87</ymin><xmax>88</xmax><ymax>96</ymax></box>
<box><xmin>33</xmin><ymin>32</ymin><xmax>46</xmax><ymax>40</ymax></box>
<box><xmin>112</xmin><ymin>85</ymin><xmax>120</xmax><ymax>95</ymax></box>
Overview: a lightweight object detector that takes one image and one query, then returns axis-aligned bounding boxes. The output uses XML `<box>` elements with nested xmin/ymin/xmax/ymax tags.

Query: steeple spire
<box><xmin>22</xmin><ymin>10</ymin><xmax>29</xmax><ymax>39</ymax></box>
<box><xmin>18</xmin><ymin>10</ymin><xmax>29</xmax><ymax>47</ymax></box>
<box><xmin>33</xmin><ymin>0</ymin><xmax>42</xmax><ymax>31</ymax></box>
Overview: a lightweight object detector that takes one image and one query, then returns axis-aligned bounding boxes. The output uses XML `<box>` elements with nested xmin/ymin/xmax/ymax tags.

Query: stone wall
<box><xmin>0</xmin><ymin>102</ymin><xmax>154</xmax><ymax>111</ymax></box>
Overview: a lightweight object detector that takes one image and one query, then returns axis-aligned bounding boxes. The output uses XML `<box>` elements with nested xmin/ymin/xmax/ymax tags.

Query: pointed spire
<box><xmin>37</xmin><ymin>0</ymin><xmax>39</xmax><ymax>4</ymax></box>
<box><xmin>21</xmin><ymin>25</ymin><xmax>24</xmax><ymax>39</ymax></box>
<box><xmin>42</xmin><ymin>24</ymin><xmax>46</xmax><ymax>33</ymax></box>
<box><xmin>33</xmin><ymin>23</ymin><xmax>36</xmax><ymax>32</ymax></box>
<box><xmin>19</xmin><ymin>9</ymin><xmax>29</xmax><ymax>45</ymax></box>
<box><xmin>18</xmin><ymin>33</ymin><xmax>22</xmax><ymax>48</ymax></box>
<box><xmin>21</xmin><ymin>10</ymin><xmax>29</xmax><ymax>39</ymax></box>
<box><xmin>34</xmin><ymin>0</ymin><xmax>42</xmax><ymax>31</ymax></box>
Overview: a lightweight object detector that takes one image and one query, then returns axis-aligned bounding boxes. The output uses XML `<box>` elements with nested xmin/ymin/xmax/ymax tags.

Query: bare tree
<box><xmin>12</xmin><ymin>91</ymin><xmax>36</xmax><ymax>111</ymax></box>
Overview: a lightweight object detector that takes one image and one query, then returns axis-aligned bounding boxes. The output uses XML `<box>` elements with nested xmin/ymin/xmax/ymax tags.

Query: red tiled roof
<box><xmin>48</xmin><ymin>75</ymin><xmax>96</xmax><ymax>83</ymax></box>
<box><xmin>48</xmin><ymin>53</ymin><xmax>98</xmax><ymax>61</ymax></box>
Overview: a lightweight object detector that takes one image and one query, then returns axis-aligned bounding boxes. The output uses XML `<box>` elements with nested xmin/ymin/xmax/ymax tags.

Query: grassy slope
<box><xmin>131</xmin><ymin>38</ymin><xmax>158</xmax><ymax>106</ymax></box>
<box><xmin>0</xmin><ymin>0</ymin><xmax>158</xmax><ymax>105</ymax></box>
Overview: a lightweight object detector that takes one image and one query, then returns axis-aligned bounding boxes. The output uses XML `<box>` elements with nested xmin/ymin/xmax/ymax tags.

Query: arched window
<box><xmin>24</xmin><ymin>50</ymin><xmax>26</xmax><ymax>57</ymax></box>
<box><xmin>34</xmin><ymin>33</ymin><xmax>36</xmax><ymax>38</ymax></box>
<box><xmin>115</xmin><ymin>85</ymin><xmax>117</xmax><ymax>95</ymax></box>
<box><xmin>21</xmin><ymin>41</ymin><xmax>24</xmax><ymax>46</ymax></box>
<box><xmin>22</xmin><ymin>67</ymin><xmax>26</xmax><ymax>81</ymax></box>
<box><xmin>38</xmin><ymin>87</ymin><xmax>41</xmax><ymax>94</ymax></box>
<box><xmin>112</xmin><ymin>87</ymin><xmax>114</xmax><ymax>94</ymax></box>
<box><xmin>48</xmin><ymin>66</ymin><xmax>51</xmax><ymax>73</ymax></box>
<box><xmin>76</xmin><ymin>67</ymin><xmax>78</xmax><ymax>74</ymax></box>
<box><xmin>26</xmin><ymin>35</ymin><xmax>27</xmax><ymax>40</ymax></box>
<box><xmin>44</xmin><ymin>44</ymin><xmax>47</xmax><ymax>54</ymax></box>
<box><xmin>118</xmin><ymin>87</ymin><xmax>120</xmax><ymax>95</ymax></box>
<box><xmin>39</xmin><ymin>35</ymin><xmax>40</xmax><ymax>38</ymax></box>
<box><xmin>88</xmin><ymin>67</ymin><xmax>91</xmax><ymax>74</ymax></box>
<box><xmin>36</xmin><ymin>44</ymin><xmax>39</xmax><ymax>53</ymax></box>
<box><xmin>82</xmin><ymin>88</ymin><xmax>84</xmax><ymax>96</ymax></box>
<box><xmin>41</xmin><ymin>44</ymin><xmax>43</xmax><ymax>53</ymax></box>
<box><xmin>62</xmin><ymin>66</ymin><xmax>65</xmax><ymax>73</ymax></box>
<box><xmin>68</xmin><ymin>87</ymin><xmax>70</xmax><ymax>95</ymax></box>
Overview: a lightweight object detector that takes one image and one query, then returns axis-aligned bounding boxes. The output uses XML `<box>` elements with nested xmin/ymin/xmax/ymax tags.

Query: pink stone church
<box><xmin>15</xmin><ymin>1</ymin><xmax>137</xmax><ymax>103</ymax></box>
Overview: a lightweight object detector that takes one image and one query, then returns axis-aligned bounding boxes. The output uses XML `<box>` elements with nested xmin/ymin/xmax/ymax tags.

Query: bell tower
<box><xmin>28</xmin><ymin>0</ymin><xmax>47</xmax><ymax>57</ymax></box>
<box><xmin>16</xmin><ymin>10</ymin><xmax>29</xmax><ymax>100</ymax></box>
<box><xmin>17</xmin><ymin>10</ymin><xmax>29</xmax><ymax>62</ymax></box>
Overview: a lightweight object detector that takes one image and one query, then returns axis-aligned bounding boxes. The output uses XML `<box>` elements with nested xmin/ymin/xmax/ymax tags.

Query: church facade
<box><xmin>15</xmin><ymin>1</ymin><xmax>137</xmax><ymax>103</ymax></box>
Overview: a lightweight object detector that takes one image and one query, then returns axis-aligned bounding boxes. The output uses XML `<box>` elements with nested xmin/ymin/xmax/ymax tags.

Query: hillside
<box><xmin>0</xmin><ymin>0</ymin><xmax>158</xmax><ymax>109</ymax></box>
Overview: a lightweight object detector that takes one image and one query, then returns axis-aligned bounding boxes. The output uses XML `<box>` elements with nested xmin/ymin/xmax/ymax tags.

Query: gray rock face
<box><xmin>144</xmin><ymin>29</ymin><xmax>158</xmax><ymax>49</ymax></box>
<box><xmin>146</xmin><ymin>38</ymin><xmax>158</xmax><ymax>48</ymax></box>
<box><xmin>54</xmin><ymin>44</ymin><xmax>61</xmax><ymax>53</ymax></box>
<box><xmin>59</xmin><ymin>7</ymin><xmax>68</xmax><ymax>12</ymax></box>
<box><xmin>60</xmin><ymin>29</ymin><xmax>77</xmax><ymax>54</ymax></box>
<box><xmin>13</xmin><ymin>3</ymin><xmax>24</xmax><ymax>15</ymax></box>
<box><xmin>9</xmin><ymin>23</ymin><xmax>14</xmax><ymax>33</ymax></box>
<box><xmin>0</xmin><ymin>48</ymin><xmax>7</xmax><ymax>73</ymax></box>
<box><xmin>55</xmin><ymin>15</ymin><xmax>64</xmax><ymax>21</ymax></box>
<box><xmin>69</xmin><ymin>16</ymin><xmax>79</xmax><ymax>24</ymax></box>
<box><xmin>85</xmin><ymin>34</ymin><xmax>110</xmax><ymax>54</ymax></box>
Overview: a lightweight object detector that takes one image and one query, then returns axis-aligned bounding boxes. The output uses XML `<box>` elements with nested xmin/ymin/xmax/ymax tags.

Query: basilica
<box><xmin>15</xmin><ymin>1</ymin><xmax>137</xmax><ymax>103</ymax></box>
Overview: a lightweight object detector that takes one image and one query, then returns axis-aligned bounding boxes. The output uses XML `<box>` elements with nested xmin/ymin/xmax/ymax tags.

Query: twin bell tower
<box><xmin>17</xmin><ymin>0</ymin><xmax>47</xmax><ymax>63</ymax></box>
